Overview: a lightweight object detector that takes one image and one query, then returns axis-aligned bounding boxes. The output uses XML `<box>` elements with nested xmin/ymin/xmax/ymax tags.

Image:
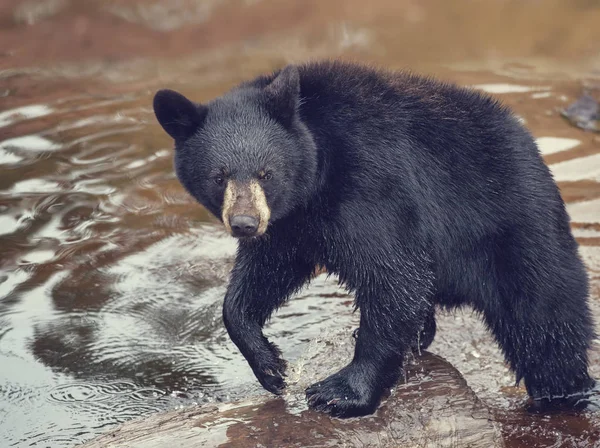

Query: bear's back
<box><xmin>283</xmin><ymin>62</ymin><xmax>555</xmax><ymax>244</ymax></box>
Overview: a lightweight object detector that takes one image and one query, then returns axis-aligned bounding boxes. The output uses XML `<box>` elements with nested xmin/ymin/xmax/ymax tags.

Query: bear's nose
<box><xmin>230</xmin><ymin>215</ymin><xmax>259</xmax><ymax>237</ymax></box>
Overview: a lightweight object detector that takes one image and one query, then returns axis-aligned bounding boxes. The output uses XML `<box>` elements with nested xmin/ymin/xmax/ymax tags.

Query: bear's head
<box><xmin>153</xmin><ymin>66</ymin><xmax>318</xmax><ymax>239</ymax></box>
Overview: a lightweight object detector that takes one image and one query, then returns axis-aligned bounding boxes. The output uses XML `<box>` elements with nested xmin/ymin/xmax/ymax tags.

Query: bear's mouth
<box><xmin>222</xmin><ymin>180</ymin><xmax>270</xmax><ymax>238</ymax></box>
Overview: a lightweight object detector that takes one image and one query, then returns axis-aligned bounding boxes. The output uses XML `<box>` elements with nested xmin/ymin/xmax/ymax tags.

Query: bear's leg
<box><xmin>354</xmin><ymin>306</ymin><xmax>436</xmax><ymax>352</ymax></box>
<box><xmin>223</xmin><ymin>242</ymin><xmax>314</xmax><ymax>395</ymax></box>
<box><xmin>481</xmin><ymin>274</ymin><xmax>595</xmax><ymax>403</ymax></box>
<box><xmin>484</xmin><ymin>307</ymin><xmax>595</xmax><ymax>402</ymax></box>
<box><xmin>306</xmin><ymin>259</ymin><xmax>435</xmax><ymax>417</ymax></box>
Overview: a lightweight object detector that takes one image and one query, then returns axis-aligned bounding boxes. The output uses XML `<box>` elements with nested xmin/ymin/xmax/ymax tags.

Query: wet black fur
<box><xmin>153</xmin><ymin>60</ymin><xmax>595</xmax><ymax>418</ymax></box>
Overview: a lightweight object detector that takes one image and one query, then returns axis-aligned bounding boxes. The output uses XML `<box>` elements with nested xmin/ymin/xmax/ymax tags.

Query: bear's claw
<box><xmin>260</xmin><ymin>372</ymin><xmax>286</xmax><ymax>395</ymax></box>
<box><xmin>305</xmin><ymin>366</ymin><xmax>380</xmax><ymax>418</ymax></box>
<box><xmin>252</xmin><ymin>345</ymin><xmax>288</xmax><ymax>395</ymax></box>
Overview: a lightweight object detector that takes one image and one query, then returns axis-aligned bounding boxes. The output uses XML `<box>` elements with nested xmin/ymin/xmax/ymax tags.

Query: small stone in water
<box><xmin>561</xmin><ymin>93</ymin><xmax>599</xmax><ymax>132</ymax></box>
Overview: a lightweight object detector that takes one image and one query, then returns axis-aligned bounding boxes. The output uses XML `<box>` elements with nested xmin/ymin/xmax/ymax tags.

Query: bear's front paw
<box><xmin>305</xmin><ymin>364</ymin><xmax>381</xmax><ymax>418</ymax></box>
<box><xmin>250</xmin><ymin>342</ymin><xmax>288</xmax><ymax>395</ymax></box>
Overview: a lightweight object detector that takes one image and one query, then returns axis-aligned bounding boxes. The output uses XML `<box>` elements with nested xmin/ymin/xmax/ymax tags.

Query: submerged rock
<box><xmin>80</xmin><ymin>335</ymin><xmax>502</xmax><ymax>448</ymax></box>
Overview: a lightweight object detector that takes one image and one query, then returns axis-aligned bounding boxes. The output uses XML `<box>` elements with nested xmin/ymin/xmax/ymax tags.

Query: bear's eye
<box><xmin>214</xmin><ymin>175</ymin><xmax>225</xmax><ymax>186</ymax></box>
<box><xmin>259</xmin><ymin>171</ymin><xmax>273</xmax><ymax>181</ymax></box>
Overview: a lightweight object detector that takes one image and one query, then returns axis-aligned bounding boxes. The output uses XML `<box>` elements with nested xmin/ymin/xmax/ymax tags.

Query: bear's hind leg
<box><xmin>478</xmin><ymin>224</ymin><xmax>597</xmax><ymax>405</ymax></box>
<box><xmin>482</xmin><ymin>286</ymin><xmax>595</xmax><ymax>403</ymax></box>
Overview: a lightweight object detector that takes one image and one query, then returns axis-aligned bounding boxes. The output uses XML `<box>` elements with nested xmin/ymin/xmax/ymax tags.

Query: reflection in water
<box><xmin>0</xmin><ymin>0</ymin><xmax>600</xmax><ymax>446</ymax></box>
<box><xmin>536</xmin><ymin>137</ymin><xmax>581</xmax><ymax>156</ymax></box>
<box><xmin>0</xmin><ymin>105</ymin><xmax>54</xmax><ymax>128</ymax></box>
<box><xmin>472</xmin><ymin>83</ymin><xmax>551</xmax><ymax>94</ymax></box>
<box><xmin>551</xmin><ymin>153</ymin><xmax>600</xmax><ymax>182</ymax></box>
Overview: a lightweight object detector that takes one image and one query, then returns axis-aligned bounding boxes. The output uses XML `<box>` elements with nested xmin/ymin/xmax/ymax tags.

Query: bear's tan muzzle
<box><xmin>222</xmin><ymin>180</ymin><xmax>270</xmax><ymax>237</ymax></box>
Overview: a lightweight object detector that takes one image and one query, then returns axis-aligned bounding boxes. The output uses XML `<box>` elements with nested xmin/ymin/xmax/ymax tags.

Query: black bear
<box><xmin>153</xmin><ymin>60</ymin><xmax>595</xmax><ymax>417</ymax></box>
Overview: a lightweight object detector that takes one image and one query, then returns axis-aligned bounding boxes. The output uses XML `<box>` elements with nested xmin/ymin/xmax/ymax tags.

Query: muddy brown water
<box><xmin>1</xmin><ymin>1</ymin><xmax>600</xmax><ymax>447</ymax></box>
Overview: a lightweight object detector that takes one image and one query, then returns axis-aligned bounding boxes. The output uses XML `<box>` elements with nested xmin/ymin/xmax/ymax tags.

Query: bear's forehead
<box><xmin>204</xmin><ymin>94</ymin><xmax>273</xmax><ymax>134</ymax></box>
<box><xmin>191</xmin><ymin>120</ymin><xmax>282</xmax><ymax>172</ymax></box>
<box><xmin>189</xmin><ymin>89</ymin><xmax>288</xmax><ymax>169</ymax></box>
<box><xmin>201</xmin><ymin>116</ymin><xmax>279</xmax><ymax>150</ymax></box>
<box><xmin>208</xmin><ymin>88</ymin><xmax>264</xmax><ymax>117</ymax></box>
<box><xmin>200</xmin><ymin>104</ymin><xmax>283</xmax><ymax>151</ymax></box>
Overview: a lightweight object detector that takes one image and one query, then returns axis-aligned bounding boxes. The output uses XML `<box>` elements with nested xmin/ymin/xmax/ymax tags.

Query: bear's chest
<box><xmin>281</xmin><ymin>208</ymin><xmax>349</xmax><ymax>277</ymax></box>
<box><xmin>301</xmin><ymin>227</ymin><xmax>345</xmax><ymax>277</ymax></box>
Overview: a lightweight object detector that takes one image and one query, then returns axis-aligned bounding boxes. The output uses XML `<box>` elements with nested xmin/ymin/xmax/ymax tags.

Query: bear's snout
<box><xmin>229</xmin><ymin>215</ymin><xmax>259</xmax><ymax>237</ymax></box>
<box><xmin>222</xmin><ymin>180</ymin><xmax>271</xmax><ymax>238</ymax></box>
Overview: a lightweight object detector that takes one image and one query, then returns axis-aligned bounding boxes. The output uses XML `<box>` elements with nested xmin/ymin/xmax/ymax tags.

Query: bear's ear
<box><xmin>153</xmin><ymin>89</ymin><xmax>207</xmax><ymax>142</ymax></box>
<box><xmin>264</xmin><ymin>65</ymin><xmax>300</xmax><ymax>127</ymax></box>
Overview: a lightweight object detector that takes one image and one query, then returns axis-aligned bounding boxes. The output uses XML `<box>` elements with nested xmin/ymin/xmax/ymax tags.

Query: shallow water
<box><xmin>1</xmin><ymin>0</ymin><xmax>600</xmax><ymax>447</ymax></box>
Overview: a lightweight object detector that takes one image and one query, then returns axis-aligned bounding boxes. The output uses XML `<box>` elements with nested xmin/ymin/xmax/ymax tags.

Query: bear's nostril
<box><xmin>229</xmin><ymin>215</ymin><xmax>259</xmax><ymax>237</ymax></box>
